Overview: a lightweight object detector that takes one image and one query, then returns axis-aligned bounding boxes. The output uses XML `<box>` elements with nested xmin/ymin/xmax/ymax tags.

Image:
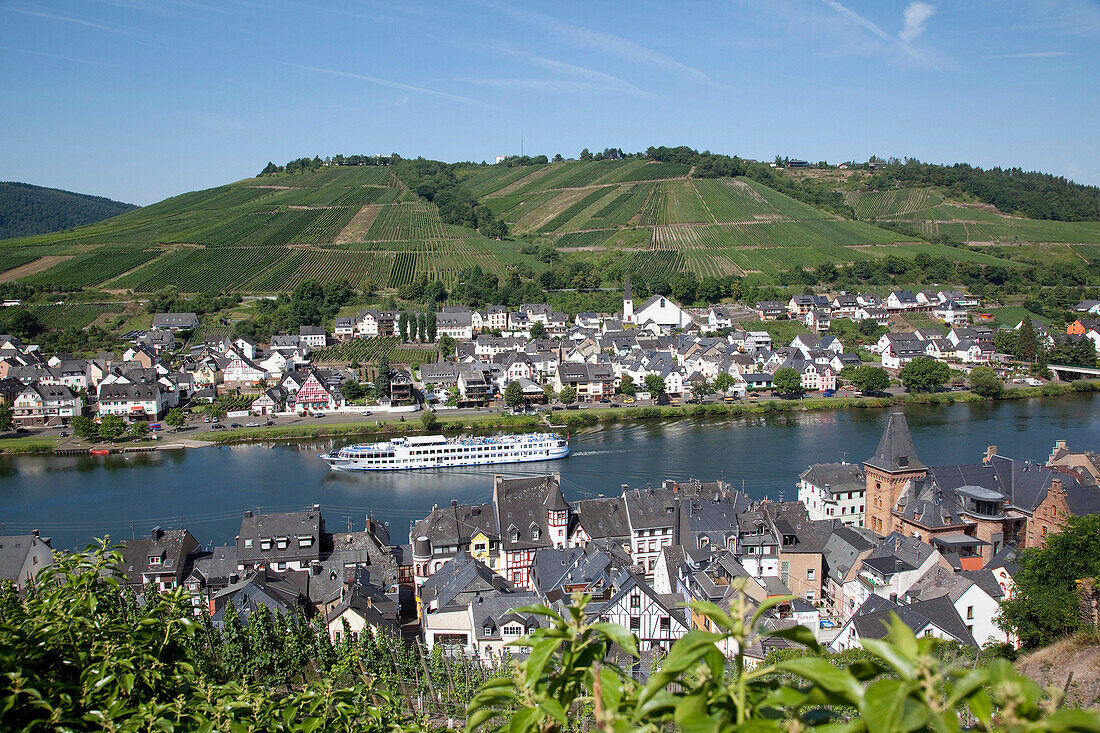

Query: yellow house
<box><xmin>469</xmin><ymin>531</ymin><xmax>498</xmax><ymax>571</ymax></box>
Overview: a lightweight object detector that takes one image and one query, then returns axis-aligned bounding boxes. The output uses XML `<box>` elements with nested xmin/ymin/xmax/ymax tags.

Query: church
<box><xmin>864</xmin><ymin>409</ymin><xmax>1100</xmax><ymax>563</ymax></box>
<box><xmin>622</xmin><ymin>275</ymin><xmax>693</xmax><ymax>331</ymax></box>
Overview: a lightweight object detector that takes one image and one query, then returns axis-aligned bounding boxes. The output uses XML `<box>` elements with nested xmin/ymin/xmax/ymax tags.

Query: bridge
<box><xmin>1048</xmin><ymin>363</ymin><xmax>1100</xmax><ymax>378</ymax></box>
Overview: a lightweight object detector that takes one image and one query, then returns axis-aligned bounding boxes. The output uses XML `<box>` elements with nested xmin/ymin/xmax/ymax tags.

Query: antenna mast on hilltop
<box><xmin>521</xmin><ymin>131</ymin><xmax>524</xmax><ymax>157</ymax></box>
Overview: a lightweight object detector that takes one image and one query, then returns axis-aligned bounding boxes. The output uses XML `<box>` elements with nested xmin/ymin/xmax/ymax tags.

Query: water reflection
<box><xmin>0</xmin><ymin>395</ymin><xmax>1095</xmax><ymax>550</ymax></box>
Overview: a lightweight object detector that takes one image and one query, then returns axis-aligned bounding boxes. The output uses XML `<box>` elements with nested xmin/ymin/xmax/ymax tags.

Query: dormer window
<box><xmin>484</xmin><ymin>626</ymin><xmax>493</xmax><ymax>636</ymax></box>
<box><xmin>148</xmin><ymin>556</ymin><xmax>162</xmax><ymax>565</ymax></box>
<box><xmin>531</xmin><ymin>526</ymin><xmax>540</xmax><ymax>541</ymax></box>
<box><xmin>510</xmin><ymin>529</ymin><xmax>519</xmax><ymax>543</ymax></box>
<box><xmin>260</xmin><ymin>539</ymin><xmax>272</xmax><ymax>551</ymax></box>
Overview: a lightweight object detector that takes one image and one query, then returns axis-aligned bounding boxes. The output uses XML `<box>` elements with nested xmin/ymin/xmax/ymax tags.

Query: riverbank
<box><xmin>0</xmin><ymin>380</ymin><xmax>1094</xmax><ymax>455</ymax></box>
<box><xmin>202</xmin><ymin>379</ymin><xmax>1100</xmax><ymax>447</ymax></box>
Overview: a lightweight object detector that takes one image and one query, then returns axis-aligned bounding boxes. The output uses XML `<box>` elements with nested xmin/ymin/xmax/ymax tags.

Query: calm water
<box><xmin>1</xmin><ymin>395</ymin><xmax>1097</xmax><ymax>550</ymax></box>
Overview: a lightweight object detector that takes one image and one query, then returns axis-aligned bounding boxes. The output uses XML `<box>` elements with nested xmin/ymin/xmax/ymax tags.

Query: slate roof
<box><xmin>927</xmin><ymin>455</ymin><xmax>1096</xmax><ymax>515</ymax></box>
<box><xmin>411</xmin><ymin>502</ymin><xmax>497</xmax><ymax>548</ymax></box>
<box><xmin>865</xmin><ymin>410</ymin><xmax>925</xmax><ymax>473</ymax></box>
<box><xmin>530</xmin><ymin>545</ymin><xmax>614</xmax><ymax>597</ymax></box>
<box><xmin>850</xmin><ymin>594</ymin><xmax>976</xmax><ymax>647</ymax></box>
<box><xmin>0</xmin><ymin>534</ymin><xmax>51</xmax><ymax>582</ymax></box>
<box><xmin>494</xmin><ymin>474</ymin><xmax>565</xmax><ymax>551</ymax></box>
<box><xmin>117</xmin><ymin>528</ymin><xmax>197</xmax><ymax>588</ymax></box>
<box><xmin>420</xmin><ymin>553</ymin><xmax>513</xmax><ymax>611</ymax></box>
<box><xmin>189</xmin><ymin>544</ymin><xmax>240</xmax><ymax>587</ymax></box>
<box><xmin>210</xmin><ymin>569</ymin><xmax>308</xmax><ymax>625</ymax></box>
<box><xmin>569</xmin><ymin>496</ymin><xmax>631</xmax><ymax>542</ymax></box>
<box><xmin>623</xmin><ymin>488</ymin><xmax>680</xmax><ymax>531</ymax></box>
<box><xmin>237</xmin><ymin>509</ymin><xmax>323</xmax><ymax>565</ymax></box>
<box><xmin>800</xmin><ymin>462</ymin><xmax>866</xmax><ymax>494</ymax></box>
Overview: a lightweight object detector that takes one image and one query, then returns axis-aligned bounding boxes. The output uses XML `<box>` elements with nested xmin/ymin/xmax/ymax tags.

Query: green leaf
<box><xmin>590</xmin><ymin>622</ymin><xmax>640</xmax><ymax>658</ymax></box>
<box><xmin>686</xmin><ymin>600</ymin><xmax>737</xmax><ymax>632</ymax></box>
<box><xmin>764</xmin><ymin>624</ymin><xmax>821</xmax><ymax>652</ymax></box>
<box><xmin>778</xmin><ymin>658</ymin><xmax>864</xmax><ymax>706</ymax></box>
<box><xmin>966</xmin><ymin>689</ymin><xmax>992</xmax><ymax>730</ymax></box>
<box><xmin>537</xmin><ymin>699</ymin><xmax>567</xmax><ymax>725</ymax></box>
<box><xmin>860</xmin><ymin>637</ymin><xmax>917</xmax><ymax>680</ymax></box>
<box><xmin>674</xmin><ymin>693</ymin><xmax>719</xmax><ymax>733</ymax></box>
<box><xmin>638</xmin><ymin>631</ymin><xmax>725</xmax><ymax>706</ymax></box>
<box><xmin>860</xmin><ymin>679</ymin><xmax>927</xmax><ymax>733</ymax></box>
<box><xmin>523</xmin><ymin>637</ymin><xmax>560</xmax><ymax>688</ymax></box>
<box><xmin>507</xmin><ymin>706</ymin><xmax>542</xmax><ymax>733</ymax></box>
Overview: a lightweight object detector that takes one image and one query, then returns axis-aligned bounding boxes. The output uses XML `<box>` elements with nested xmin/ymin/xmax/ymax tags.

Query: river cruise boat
<box><xmin>320</xmin><ymin>432</ymin><xmax>568</xmax><ymax>472</ymax></box>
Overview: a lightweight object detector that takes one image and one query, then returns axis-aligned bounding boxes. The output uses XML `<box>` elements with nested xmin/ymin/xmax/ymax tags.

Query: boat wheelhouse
<box><xmin>319</xmin><ymin>432</ymin><xmax>568</xmax><ymax>471</ymax></box>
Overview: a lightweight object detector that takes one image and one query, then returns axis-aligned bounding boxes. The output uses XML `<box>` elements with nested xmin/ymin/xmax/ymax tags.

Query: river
<box><xmin>1</xmin><ymin>395</ymin><xmax>1096</xmax><ymax>550</ymax></box>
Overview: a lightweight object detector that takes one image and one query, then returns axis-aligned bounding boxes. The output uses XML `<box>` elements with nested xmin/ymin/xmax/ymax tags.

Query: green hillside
<box><xmin>3</xmin><ymin>155</ymin><xmax>1097</xmax><ymax>296</ymax></box>
<box><xmin>0</xmin><ymin>182</ymin><xmax>136</xmax><ymax>240</ymax></box>
<box><xmin>0</xmin><ymin>165</ymin><xmax>532</xmax><ymax>293</ymax></box>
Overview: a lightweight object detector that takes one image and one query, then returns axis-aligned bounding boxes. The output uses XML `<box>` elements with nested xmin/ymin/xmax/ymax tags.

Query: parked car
<box><xmin>211</xmin><ymin>424</ymin><xmax>227</xmax><ymax>430</ymax></box>
<box><xmin>822</xmin><ymin>389</ymin><xmax>836</xmax><ymax>397</ymax></box>
<box><xmin>599</xmin><ymin>398</ymin><xmax>611</xmax><ymax>403</ymax></box>
<box><xmin>246</xmin><ymin>422</ymin><xmax>259</xmax><ymax>427</ymax></box>
<box><xmin>230</xmin><ymin>423</ymin><xmax>242</xmax><ymax>428</ymax></box>
<box><xmin>313</xmin><ymin>413</ymin><xmax>324</xmax><ymax>418</ymax></box>
<box><xmin>59</xmin><ymin>431</ymin><xmax>68</xmax><ymax>437</ymax></box>
<box><xmin>361</xmin><ymin>411</ymin><xmax>373</xmax><ymax>416</ymax></box>
<box><xmin>203</xmin><ymin>416</ymin><xmax>211</xmax><ymax>423</ymax></box>
<box><xmin>263</xmin><ymin>420</ymin><xmax>275</xmax><ymax>426</ymax></box>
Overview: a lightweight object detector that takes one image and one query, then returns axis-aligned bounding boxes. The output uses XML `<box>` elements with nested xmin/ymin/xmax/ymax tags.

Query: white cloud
<box><xmin>286</xmin><ymin>63</ymin><xmax>508</xmax><ymax>111</ymax></box>
<box><xmin>476</xmin><ymin>45</ymin><xmax>654</xmax><ymax>97</ymax></box>
<box><xmin>818</xmin><ymin>0</ymin><xmax>935</xmax><ymax>66</ymax></box>
<box><xmin>476</xmin><ymin>0</ymin><xmax>712</xmax><ymax>84</ymax></box>
<box><xmin>900</xmin><ymin>2</ymin><xmax>935</xmax><ymax>44</ymax></box>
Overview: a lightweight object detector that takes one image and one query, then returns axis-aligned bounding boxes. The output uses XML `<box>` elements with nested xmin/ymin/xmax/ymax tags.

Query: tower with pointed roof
<box><xmin>623</xmin><ymin>275</ymin><xmax>634</xmax><ymax>324</ymax></box>
<box><xmin>864</xmin><ymin>409</ymin><xmax>928</xmax><ymax>535</ymax></box>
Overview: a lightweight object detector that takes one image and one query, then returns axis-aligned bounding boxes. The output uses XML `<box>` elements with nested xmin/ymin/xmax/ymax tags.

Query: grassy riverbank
<box><xmin>203</xmin><ymin>380</ymin><xmax>1100</xmax><ymax>446</ymax></box>
<box><xmin>0</xmin><ymin>380</ymin><xmax>1094</xmax><ymax>455</ymax></box>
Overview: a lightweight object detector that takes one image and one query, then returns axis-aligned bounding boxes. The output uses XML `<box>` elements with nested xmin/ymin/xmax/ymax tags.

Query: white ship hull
<box><xmin>320</xmin><ymin>433</ymin><xmax>569</xmax><ymax>472</ymax></box>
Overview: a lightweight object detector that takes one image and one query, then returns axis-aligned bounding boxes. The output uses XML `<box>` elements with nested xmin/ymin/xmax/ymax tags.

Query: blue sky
<box><xmin>2</xmin><ymin>0</ymin><xmax>1099</xmax><ymax>205</ymax></box>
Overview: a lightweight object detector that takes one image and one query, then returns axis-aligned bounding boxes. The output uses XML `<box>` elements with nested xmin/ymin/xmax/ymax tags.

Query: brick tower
<box><xmin>864</xmin><ymin>409</ymin><xmax>928</xmax><ymax>535</ymax></box>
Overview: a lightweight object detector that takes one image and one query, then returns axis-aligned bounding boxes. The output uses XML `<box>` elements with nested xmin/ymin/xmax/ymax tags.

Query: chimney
<box><xmin>1051</xmin><ymin>477</ymin><xmax>1064</xmax><ymax>494</ymax></box>
<box><xmin>244</xmin><ymin>510</ymin><xmax>253</xmax><ymax>518</ymax></box>
<box><xmin>984</xmin><ymin>446</ymin><xmax>997</xmax><ymax>464</ymax></box>
<box><xmin>32</xmin><ymin>528</ymin><xmax>39</xmax><ymax>538</ymax></box>
<box><xmin>151</xmin><ymin>526</ymin><xmax>163</xmax><ymax>541</ymax></box>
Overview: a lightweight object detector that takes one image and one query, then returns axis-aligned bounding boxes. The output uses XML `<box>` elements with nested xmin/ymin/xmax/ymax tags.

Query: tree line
<box><xmin>864</xmin><ymin>158</ymin><xmax>1100</xmax><ymax>221</ymax></box>
<box><xmin>257</xmin><ymin>154</ymin><xmax>392</xmax><ymax>177</ymax></box>
<box><xmin>0</xmin><ymin>182</ymin><xmax>137</xmax><ymax>241</ymax></box>
<box><xmin>393</xmin><ymin>157</ymin><xmax>509</xmax><ymax>239</ymax></box>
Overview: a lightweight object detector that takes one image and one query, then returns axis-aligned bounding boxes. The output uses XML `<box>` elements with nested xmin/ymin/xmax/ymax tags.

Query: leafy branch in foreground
<box><xmin>466</xmin><ymin>580</ymin><xmax>1100</xmax><ymax>733</ymax></box>
<box><xmin>0</xmin><ymin>538</ymin><xmax>423</xmax><ymax>732</ymax></box>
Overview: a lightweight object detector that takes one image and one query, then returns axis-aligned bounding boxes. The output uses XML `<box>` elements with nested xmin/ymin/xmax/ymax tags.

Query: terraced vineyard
<box><xmin>23</xmin><ymin>246</ymin><xmax>161</xmax><ymax>290</ymax></box>
<box><xmin>0</xmin><ymin>302</ymin><xmax>124</xmax><ymax>330</ymax></box>
<box><xmin>363</xmin><ymin>203</ymin><xmax>449</xmax><ymax>241</ymax></box>
<box><xmin>310</xmin><ymin>336</ymin><xmax>437</xmax><ymax>365</ymax></box>
<box><xmin>844</xmin><ymin>187</ymin><xmax>941</xmax><ymax>220</ymax></box>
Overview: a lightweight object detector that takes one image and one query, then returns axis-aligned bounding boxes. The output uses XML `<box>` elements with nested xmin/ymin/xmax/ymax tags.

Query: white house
<box><xmin>590</xmin><ymin>572</ymin><xmax>690</xmax><ymax>652</ymax></box>
<box><xmin>97</xmin><ymin>382</ymin><xmax>167</xmax><ymax>421</ymax></box>
<box><xmin>633</xmin><ymin>295</ymin><xmax>693</xmax><ymax>331</ymax></box>
<box><xmin>12</xmin><ymin>384</ymin><xmax>82</xmax><ymax>425</ymax></box>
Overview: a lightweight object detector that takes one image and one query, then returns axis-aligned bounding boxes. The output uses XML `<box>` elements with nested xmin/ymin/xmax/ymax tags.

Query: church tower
<box><xmin>864</xmin><ymin>409</ymin><xmax>928</xmax><ymax>535</ymax></box>
<box><xmin>623</xmin><ymin>274</ymin><xmax>634</xmax><ymax>324</ymax></box>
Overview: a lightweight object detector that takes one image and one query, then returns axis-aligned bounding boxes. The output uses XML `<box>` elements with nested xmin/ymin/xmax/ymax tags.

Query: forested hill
<box><xmin>0</xmin><ymin>182</ymin><xmax>136</xmax><ymax>240</ymax></box>
<box><xmin>863</xmin><ymin>160</ymin><xmax>1100</xmax><ymax>222</ymax></box>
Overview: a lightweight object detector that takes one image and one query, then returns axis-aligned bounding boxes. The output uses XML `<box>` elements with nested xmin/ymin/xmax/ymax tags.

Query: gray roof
<box><xmin>118</xmin><ymin>528</ymin><xmax>197</xmax><ymax>588</ymax></box>
<box><xmin>495</xmin><ymin>474</ymin><xmax>566</xmax><ymax>551</ymax></box>
<box><xmin>421</xmin><ymin>553</ymin><xmax>513</xmax><ymax>611</ymax></box>
<box><xmin>800</xmin><ymin>462</ymin><xmax>866</xmax><ymax>493</ymax></box>
<box><xmin>210</xmin><ymin>569</ymin><xmax>308</xmax><ymax>626</ymax></box>
<box><xmin>865</xmin><ymin>410</ymin><xmax>925</xmax><ymax>473</ymax></box>
<box><xmin>569</xmin><ymin>497</ymin><xmax>631</xmax><ymax>542</ymax></box>
<box><xmin>0</xmin><ymin>534</ymin><xmax>51</xmax><ymax>582</ymax></box>
<box><xmin>152</xmin><ymin>312</ymin><xmax>198</xmax><ymax>328</ymax></box>
<box><xmin>530</xmin><ymin>545</ymin><xmax>614</xmax><ymax>597</ymax></box>
<box><xmin>850</xmin><ymin>594</ymin><xmax>976</xmax><ymax>647</ymax></box>
<box><xmin>237</xmin><ymin>509</ymin><xmax>323</xmax><ymax>565</ymax></box>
